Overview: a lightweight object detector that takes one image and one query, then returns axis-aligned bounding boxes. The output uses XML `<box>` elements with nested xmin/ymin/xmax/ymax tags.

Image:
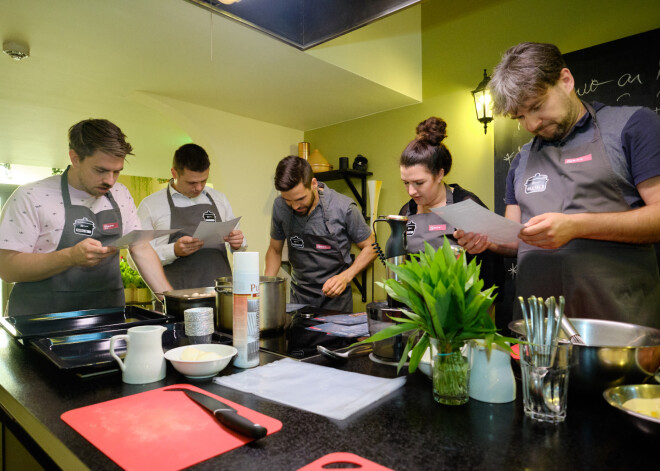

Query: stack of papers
<box><xmin>306</xmin><ymin>313</ymin><xmax>369</xmax><ymax>337</ymax></box>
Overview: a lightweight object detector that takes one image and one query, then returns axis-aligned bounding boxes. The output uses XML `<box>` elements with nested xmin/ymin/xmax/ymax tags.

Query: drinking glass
<box><xmin>520</xmin><ymin>342</ymin><xmax>572</xmax><ymax>423</ymax></box>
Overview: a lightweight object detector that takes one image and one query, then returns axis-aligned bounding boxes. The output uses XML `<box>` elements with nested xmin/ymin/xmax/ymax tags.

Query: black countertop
<box><xmin>0</xmin><ymin>327</ymin><xmax>656</xmax><ymax>471</ymax></box>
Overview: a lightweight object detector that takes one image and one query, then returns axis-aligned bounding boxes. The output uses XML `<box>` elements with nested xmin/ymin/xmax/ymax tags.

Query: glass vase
<box><xmin>430</xmin><ymin>339</ymin><xmax>470</xmax><ymax>405</ymax></box>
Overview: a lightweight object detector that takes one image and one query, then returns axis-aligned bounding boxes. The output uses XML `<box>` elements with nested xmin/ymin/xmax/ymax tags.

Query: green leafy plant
<box><xmin>120</xmin><ymin>257</ymin><xmax>147</xmax><ymax>289</ymax></box>
<box><xmin>359</xmin><ymin>237</ymin><xmax>517</xmax><ymax>373</ymax></box>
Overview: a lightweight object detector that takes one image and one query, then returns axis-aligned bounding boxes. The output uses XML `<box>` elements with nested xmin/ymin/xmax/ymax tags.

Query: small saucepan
<box><xmin>158</xmin><ymin>287</ymin><xmax>216</xmax><ymax>322</ymax></box>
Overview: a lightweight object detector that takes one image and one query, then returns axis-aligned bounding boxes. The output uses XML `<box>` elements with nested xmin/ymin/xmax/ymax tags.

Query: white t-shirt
<box><xmin>137</xmin><ymin>183</ymin><xmax>246</xmax><ymax>266</ymax></box>
<box><xmin>0</xmin><ymin>175</ymin><xmax>140</xmax><ymax>253</ymax></box>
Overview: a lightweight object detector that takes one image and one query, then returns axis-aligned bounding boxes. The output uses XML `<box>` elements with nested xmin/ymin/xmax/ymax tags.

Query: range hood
<box><xmin>187</xmin><ymin>0</ymin><xmax>420</xmax><ymax>50</ymax></box>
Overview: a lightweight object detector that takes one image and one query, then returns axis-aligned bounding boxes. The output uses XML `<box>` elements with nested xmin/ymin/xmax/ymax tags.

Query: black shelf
<box><xmin>314</xmin><ymin>168</ymin><xmax>373</xmax><ymax>303</ymax></box>
<box><xmin>314</xmin><ymin>169</ymin><xmax>373</xmax><ymax>221</ymax></box>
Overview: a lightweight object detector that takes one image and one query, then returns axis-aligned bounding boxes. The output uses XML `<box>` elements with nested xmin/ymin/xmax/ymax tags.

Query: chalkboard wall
<box><xmin>491</xmin><ymin>28</ymin><xmax>659</xmax><ymax>330</ymax></box>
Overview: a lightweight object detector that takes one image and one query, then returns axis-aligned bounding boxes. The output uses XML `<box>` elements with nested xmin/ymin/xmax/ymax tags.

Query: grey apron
<box><xmin>287</xmin><ymin>188</ymin><xmax>353</xmax><ymax>313</ymax></box>
<box><xmin>405</xmin><ymin>183</ymin><xmax>455</xmax><ymax>253</ymax></box>
<box><xmin>515</xmin><ymin>102</ymin><xmax>660</xmax><ymax>328</ymax></box>
<box><xmin>7</xmin><ymin>166</ymin><xmax>124</xmax><ymax>316</ymax></box>
<box><xmin>164</xmin><ymin>184</ymin><xmax>231</xmax><ymax>290</ymax></box>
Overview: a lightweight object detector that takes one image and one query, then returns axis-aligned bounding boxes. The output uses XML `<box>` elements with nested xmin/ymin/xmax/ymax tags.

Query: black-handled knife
<box><xmin>167</xmin><ymin>388</ymin><xmax>268</xmax><ymax>439</ymax></box>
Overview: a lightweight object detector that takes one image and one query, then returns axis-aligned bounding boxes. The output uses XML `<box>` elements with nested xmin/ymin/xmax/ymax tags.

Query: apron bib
<box><xmin>515</xmin><ymin>102</ymin><xmax>660</xmax><ymax>327</ymax></box>
<box><xmin>164</xmin><ymin>185</ymin><xmax>231</xmax><ymax>290</ymax></box>
<box><xmin>287</xmin><ymin>188</ymin><xmax>353</xmax><ymax>313</ymax></box>
<box><xmin>8</xmin><ymin>167</ymin><xmax>124</xmax><ymax>316</ymax></box>
<box><xmin>405</xmin><ymin>184</ymin><xmax>455</xmax><ymax>253</ymax></box>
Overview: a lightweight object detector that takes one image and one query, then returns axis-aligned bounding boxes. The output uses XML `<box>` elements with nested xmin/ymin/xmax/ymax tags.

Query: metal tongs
<box><xmin>519</xmin><ymin>295</ymin><xmax>586</xmax><ymax>349</ymax></box>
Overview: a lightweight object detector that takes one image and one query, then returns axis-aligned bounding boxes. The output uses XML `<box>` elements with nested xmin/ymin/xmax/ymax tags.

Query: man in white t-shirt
<box><xmin>137</xmin><ymin>143</ymin><xmax>245</xmax><ymax>289</ymax></box>
<box><xmin>0</xmin><ymin>119</ymin><xmax>173</xmax><ymax>316</ymax></box>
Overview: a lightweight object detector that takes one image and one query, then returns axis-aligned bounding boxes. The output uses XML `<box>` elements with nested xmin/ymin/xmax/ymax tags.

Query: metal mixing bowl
<box><xmin>509</xmin><ymin>318</ymin><xmax>660</xmax><ymax>396</ymax></box>
<box><xmin>603</xmin><ymin>384</ymin><xmax>660</xmax><ymax>434</ymax></box>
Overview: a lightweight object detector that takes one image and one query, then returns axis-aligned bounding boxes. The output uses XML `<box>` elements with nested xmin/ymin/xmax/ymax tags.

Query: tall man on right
<box><xmin>455</xmin><ymin>42</ymin><xmax>660</xmax><ymax>329</ymax></box>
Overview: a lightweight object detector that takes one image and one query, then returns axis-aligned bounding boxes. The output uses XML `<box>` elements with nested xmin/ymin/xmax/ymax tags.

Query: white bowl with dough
<box><xmin>164</xmin><ymin>344</ymin><xmax>237</xmax><ymax>379</ymax></box>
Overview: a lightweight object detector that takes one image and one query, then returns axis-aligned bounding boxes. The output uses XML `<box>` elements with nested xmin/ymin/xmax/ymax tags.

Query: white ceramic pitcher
<box><xmin>110</xmin><ymin>325</ymin><xmax>167</xmax><ymax>384</ymax></box>
<box><xmin>468</xmin><ymin>341</ymin><xmax>516</xmax><ymax>403</ymax></box>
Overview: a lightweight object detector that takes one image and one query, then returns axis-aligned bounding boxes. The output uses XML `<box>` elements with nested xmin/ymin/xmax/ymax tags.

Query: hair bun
<box><xmin>415</xmin><ymin>117</ymin><xmax>447</xmax><ymax>146</ymax></box>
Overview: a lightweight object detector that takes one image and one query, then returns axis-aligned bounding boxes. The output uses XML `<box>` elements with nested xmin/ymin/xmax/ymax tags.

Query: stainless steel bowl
<box><xmin>509</xmin><ymin>318</ymin><xmax>660</xmax><ymax>396</ymax></box>
<box><xmin>603</xmin><ymin>384</ymin><xmax>660</xmax><ymax>434</ymax></box>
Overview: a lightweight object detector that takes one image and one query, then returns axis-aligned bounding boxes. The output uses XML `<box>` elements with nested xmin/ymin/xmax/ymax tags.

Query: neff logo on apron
<box><xmin>73</xmin><ymin>217</ymin><xmax>95</xmax><ymax>236</ymax></box>
<box><xmin>202</xmin><ymin>210</ymin><xmax>216</xmax><ymax>222</ymax></box>
<box><xmin>406</xmin><ymin>220</ymin><xmax>416</xmax><ymax>236</ymax></box>
<box><xmin>428</xmin><ymin>224</ymin><xmax>446</xmax><ymax>232</ymax></box>
<box><xmin>524</xmin><ymin>173</ymin><xmax>549</xmax><ymax>194</ymax></box>
<box><xmin>290</xmin><ymin>235</ymin><xmax>304</xmax><ymax>248</ymax></box>
<box><xmin>316</xmin><ymin>244</ymin><xmax>331</xmax><ymax>250</ymax></box>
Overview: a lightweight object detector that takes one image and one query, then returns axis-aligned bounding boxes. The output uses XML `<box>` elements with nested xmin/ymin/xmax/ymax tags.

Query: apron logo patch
<box><xmin>428</xmin><ymin>224</ymin><xmax>446</xmax><ymax>232</ymax></box>
<box><xmin>73</xmin><ymin>217</ymin><xmax>95</xmax><ymax>236</ymax></box>
<box><xmin>564</xmin><ymin>154</ymin><xmax>592</xmax><ymax>164</ymax></box>
<box><xmin>405</xmin><ymin>220</ymin><xmax>416</xmax><ymax>236</ymax></box>
<box><xmin>202</xmin><ymin>210</ymin><xmax>216</xmax><ymax>222</ymax></box>
<box><xmin>315</xmin><ymin>244</ymin><xmax>331</xmax><ymax>250</ymax></box>
<box><xmin>524</xmin><ymin>173</ymin><xmax>549</xmax><ymax>194</ymax></box>
<box><xmin>290</xmin><ymin>235</ymin><xmax>304</xmax><ymax>248</ymax></box>
<box><xmin>103</xmin><ymin>222</ymin><xmax>119</xmax><ymax>231</ymax></box>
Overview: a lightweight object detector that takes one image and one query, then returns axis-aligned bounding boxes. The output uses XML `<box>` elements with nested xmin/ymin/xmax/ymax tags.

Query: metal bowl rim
<box><xmin>508</xmin><ymin>317</ymin><xmax>660</xmax><ymax>348</ymax></box>
<box><xmin>602</xmin><ymin>384</ymin><xmax>660</xmax><ymax>426</ymax></box>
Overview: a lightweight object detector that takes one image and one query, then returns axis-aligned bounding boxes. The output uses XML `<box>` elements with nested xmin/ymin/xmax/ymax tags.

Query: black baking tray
<box><xmin>0</xmin><ymin>305</ymin><xmax>174</xmax><ymax>344</ymax></box>
<box><xmin>28</xmin><ymin>322</ymin><xmax>233</xmax><ymax>378</ymax></box>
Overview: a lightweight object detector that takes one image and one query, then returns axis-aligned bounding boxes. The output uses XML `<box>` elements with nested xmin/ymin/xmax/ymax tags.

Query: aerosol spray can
<box><xmin>232</xmin><ymin>252</ymin><xmax>260</xmax><ymax>368</ymax></box>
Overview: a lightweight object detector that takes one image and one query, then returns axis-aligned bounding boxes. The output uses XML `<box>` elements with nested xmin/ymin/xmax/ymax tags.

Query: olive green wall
<box><xmin>304</xmin><ymin>0</ymin><xmax>660</xmax><ymax>306</ymax></box>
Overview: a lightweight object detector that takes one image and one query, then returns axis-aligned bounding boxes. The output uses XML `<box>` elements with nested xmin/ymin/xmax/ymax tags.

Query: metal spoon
<box><xmin>317</xmin><ymin>344</ymin><xmax>372</xmax><ymax>362</ymax></box>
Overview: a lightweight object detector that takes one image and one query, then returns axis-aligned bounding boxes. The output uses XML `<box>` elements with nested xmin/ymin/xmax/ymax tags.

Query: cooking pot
<box><xmin>366</xmin><ymin>301</ymin><xmax>413</xmax><ymax>363</ymax></box>
<box><xmin>509</xmin><ymin>318</ymin><xmax>660</xmax><ymax>396</ymax></box>
<box><xmin>161</xmin><ymin>287</ymin><xmax>216</xmax><ymax>322</ymax></box>
<box><xmin>215</xmin><ymin>276</ymin><xmax>287</xmax><ymax>332</ymax></box>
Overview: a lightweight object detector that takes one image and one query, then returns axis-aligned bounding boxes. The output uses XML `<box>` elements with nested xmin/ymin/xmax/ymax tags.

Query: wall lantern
<box><xmin>471</xmin><ymin>69</ymin><xmax>493</xmax><ymax>134</ymax></box>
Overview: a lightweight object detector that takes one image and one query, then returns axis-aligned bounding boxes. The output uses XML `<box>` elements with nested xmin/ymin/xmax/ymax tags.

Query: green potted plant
<box><xmin>120</xmin><ymin>257</ymin><xmax>150</xmax><ymax>304</ymax></box>
<box><xmin>359</xmin><ymin>238</ymin><xmax>516</xmax><ymax>405</ymax></box>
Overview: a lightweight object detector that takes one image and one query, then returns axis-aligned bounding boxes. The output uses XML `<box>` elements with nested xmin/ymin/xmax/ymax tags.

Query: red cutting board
<box><xmin>298</xmin><ymin>452</ymin><xmax>394</xmax><ymax>471</ymax></box>
<box><xmin>61</xmin><ymin>384</ymin><xmax>282</xmax><ymax>471</ymax></box>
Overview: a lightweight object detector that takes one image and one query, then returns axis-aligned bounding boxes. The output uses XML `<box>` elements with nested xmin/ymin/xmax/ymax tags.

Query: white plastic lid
<box><xmin>233</xmin><ymin>251</ymin><xmax>259</xmax><ymax>275</ymax></box>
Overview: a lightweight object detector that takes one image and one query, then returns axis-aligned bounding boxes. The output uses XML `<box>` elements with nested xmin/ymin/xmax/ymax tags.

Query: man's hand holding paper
<box><xmin>191</xmin><ymin>216</ymin><xmax>242</xmax><ymax>250</ymax></box>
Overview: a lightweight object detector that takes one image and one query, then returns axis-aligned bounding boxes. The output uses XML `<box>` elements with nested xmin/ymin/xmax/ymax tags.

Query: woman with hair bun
<box><xmin>399</xmin><ymin>116</ymin><xmax>488</xmax><ymax>251</ymax></box>
<box><xmin>399</xmin><ymin>116</ymin><xmax>503</xmax><ymax>294</ymax></box>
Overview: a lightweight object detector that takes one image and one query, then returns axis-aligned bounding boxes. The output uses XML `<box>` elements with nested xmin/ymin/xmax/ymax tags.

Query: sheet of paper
<box><xmin>106</xmin><ymin>229</ymin><xmax>180</xmax><ymax>248</ymax></box>
<box><xmin>191</xmin><ymin>217</ymin><xmax>241</xmax><ymax>250</ymax></box>
<box><xmin>430</xmin><ymin>199</ymin><xmax>523</xmax><ymax>245</ymax></box>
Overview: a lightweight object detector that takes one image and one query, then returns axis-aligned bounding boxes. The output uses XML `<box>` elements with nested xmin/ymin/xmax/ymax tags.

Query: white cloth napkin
<box><xmin>213</xmin><ymin>358</ymin><xmax>406</xmax><ymax>420</ymax></box>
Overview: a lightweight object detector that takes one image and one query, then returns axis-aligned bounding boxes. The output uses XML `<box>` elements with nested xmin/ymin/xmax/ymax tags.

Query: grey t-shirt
<box><xmin>270</xmin><ymin>183</ymin><xmax>371</xmax><ymax>266</ymax></box>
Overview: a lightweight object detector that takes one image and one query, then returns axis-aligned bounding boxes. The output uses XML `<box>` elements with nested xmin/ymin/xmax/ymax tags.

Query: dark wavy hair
<box><xmin>400</xmin><ymin>117</ymin><xmax>452</xmax><ymax>177</ymax></box>
<box><xmin>274</xmin><ymin>155</ymin><xmax>314</xmax><ymax>191</ymax></box>
<box><xmin>173</xmin><ymin>143</ymin><xmax>210</xmax><ymax>173</ymax></box>
<box><xmin>68</xmin><ymin>119</ymin><xmax>133</xmax><ymax>160</ymax></box>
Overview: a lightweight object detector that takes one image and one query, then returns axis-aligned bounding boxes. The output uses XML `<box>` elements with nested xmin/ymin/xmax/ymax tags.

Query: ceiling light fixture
<box><xmin>2</xmin><ymin>40</ymin><xmax>30</xmax><ymax>61</ymax></box>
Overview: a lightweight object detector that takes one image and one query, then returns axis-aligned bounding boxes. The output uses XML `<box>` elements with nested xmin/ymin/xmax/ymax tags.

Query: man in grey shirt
<box><xmin>265</xmin><ymin>156</ymin><xmax>375</xmax><ymax>313</ymax></box>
